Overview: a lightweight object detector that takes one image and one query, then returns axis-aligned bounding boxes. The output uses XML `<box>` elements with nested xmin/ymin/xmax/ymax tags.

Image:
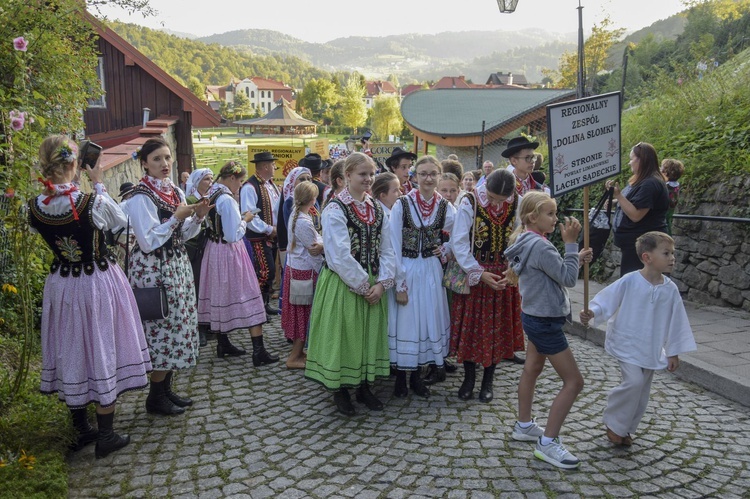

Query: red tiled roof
<box><xmin>365</xmin><ymin>80</ymin><xmax>398</xmax><ymax>97</ymax></box>
<box><xmin>431</xmin><ymin>76</ymin><xmax>473</xmax><ymax>89</ymax></box>
<box><xmin>248</xmin><ymin>77</ymin><xmax>292</xmax><ymax>90</ymax></box>
<box><xmin>400</xmin><ymin>84</ymin><xmax>424</xmax><ymax>96</ymax></box>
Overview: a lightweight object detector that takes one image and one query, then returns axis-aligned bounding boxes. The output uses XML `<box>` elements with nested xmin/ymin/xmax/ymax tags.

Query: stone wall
<box><xmin>596</xmin><ymin>176</ymin><xmax>750</xmax><ymax>311</ymax></box>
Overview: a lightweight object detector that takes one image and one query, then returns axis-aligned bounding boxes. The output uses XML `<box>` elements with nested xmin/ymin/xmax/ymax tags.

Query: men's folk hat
<box><xmin>385</xmin><ymin>147</ymin><xmax>417</xmax><ymax>168</ymax></box>
<box><xmin>250</xmin><ymin>151</ymin><xmax>278</xmax><ymax>163</ymax></box>
<box><xmin>501</xmin><ymin>136</ymin><xmax>539</xmax><ymax>158</ymax></box>
<box><xmin>299</xmin><ymin>153</ymin><xmax>324</xmax><ymax>173</ymax></box>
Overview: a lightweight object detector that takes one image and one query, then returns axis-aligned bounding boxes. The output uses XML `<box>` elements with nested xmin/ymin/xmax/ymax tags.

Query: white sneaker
<box><xmin>512</xmin><ymin>419</ymin><xmax>546</xmax><ymax>442</ymax></box>
<box><xmin>533</xmin><ymin>437</ymin><xmax>581</xmax><ymax>469</ymax></box>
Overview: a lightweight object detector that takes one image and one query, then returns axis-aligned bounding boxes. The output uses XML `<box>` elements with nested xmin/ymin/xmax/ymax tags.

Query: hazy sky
<box><xmin>97</xmin><ymin>0</ymin><xmax>687</xmax><ymax>42</ymax></box>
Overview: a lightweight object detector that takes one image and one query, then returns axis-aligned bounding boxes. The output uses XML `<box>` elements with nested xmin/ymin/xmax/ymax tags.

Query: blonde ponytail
<box><xmin>289</xmin><ymin>182</ymin><xmax>318</xmax><ymax>251</ymax></box>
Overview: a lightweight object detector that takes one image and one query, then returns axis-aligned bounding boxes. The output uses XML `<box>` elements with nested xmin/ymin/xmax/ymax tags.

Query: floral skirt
<box><xmin>450</xmin><ymin>263</ymin><xmax>524</xmax><ymax>367</ymax></box>
<box><xmin>281</xmin><ymin>266</ymin><xmax>318</xmax><ymax>341</ymax></box>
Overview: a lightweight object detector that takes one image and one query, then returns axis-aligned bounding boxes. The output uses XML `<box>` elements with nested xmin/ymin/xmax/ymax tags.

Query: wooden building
<box><xmin>83</xmin><ymin>13</ymin><xmax>220</xmax><ymax>175</ymax></box>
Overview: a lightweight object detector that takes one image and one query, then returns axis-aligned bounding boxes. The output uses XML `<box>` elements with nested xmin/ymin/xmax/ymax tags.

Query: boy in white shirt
<box><xmin>580</xmin><ymin>231</ymin><xmax>696</xmax><ymax>446</ymax></box>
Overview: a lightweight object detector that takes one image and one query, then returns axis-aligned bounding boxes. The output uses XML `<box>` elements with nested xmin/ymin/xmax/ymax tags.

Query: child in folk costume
<box><xmin>282</xmin><ymin>181</ymin><xmax>324</xmax><ymax>369</ymax></box>
<box><xmin>126</xmin><ymin>137</ymin><xmax>211</xmax><ymax>417</ymax></box>
<box><xmin>305</xmin><ymin>152</ymin><xmax>396</xmax><ymax>416</ymax></box>
<box><xmin>503</xmin><ymin>136</ymin><xmax>545</xmax><ymax>198</ymax></box>
<box><xmin>450</xmin><ymin>169</ymin><xmax>524</xmax><ymax>403</ymax></box>
<box><xmin>30</xmin><ymin>135</ymin><xmax>151</xmax><ymax>458</ymax></box>
<box><xmin>580</xmin><ymin>231</ymin><xmax>695</xmax><ymax>447</ymax></box>
<box><xmin>390</xmin><ymin>156</ymin><xmax>456</xmax><ymax>398</ymax></box>
<box><xmin>198</xmin><ymin>162</ymin><xmax>278</xmax><ymax>366</ymax></box>
<box><xmin>504</xmin><ymin>191</ymin><xmax>593</xmax><ymax>470</ymax></box>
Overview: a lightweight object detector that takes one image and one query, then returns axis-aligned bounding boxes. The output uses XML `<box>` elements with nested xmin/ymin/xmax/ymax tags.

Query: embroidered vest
<box><xmin>244</xmin><ymin>175</ymin><xmax>274</xmax><ymax>240</ymax></box>
<box><xmin>130</xmin><ymin>185</ymin><xmax>186</xmax><ymax>258</ymax></box>
<box><xmin>205</xmin><ymin>190</ymin><xmax>231</xmax><ymax>244</ymax></box>
<box><xmin>467</xmin><ymin>195</ymin><xmax>518</xmax><ymax>265</ymax></box>
<box><xmin>331</xmin><ymin>198</ymin><xmax>384</xmax><ymax>275</ymax></box>
<box><xmin>28</xmin><ymin>194</ymin><xmax>115</xmax><ymax>277</ymax></box>
<box><xmin>399</xmin><ymin>197</ymin><xmax>448</xmax><ymax>258</ymax></box>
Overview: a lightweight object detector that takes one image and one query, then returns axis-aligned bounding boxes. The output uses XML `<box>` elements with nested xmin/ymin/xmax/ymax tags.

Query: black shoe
<box><xmin>504</xmin><ymin>354</ymin><xmax>526</xmax><ymax>365</ymax></box>
<box><xmin>333</xmin><ymin>389</ymin><xmax>355</xmax><ymax>416</ymax></box>
<box><xmin>199</xmin><ymin>330</ymin><xmax>208</xmax><ymax>347</ymax></box>
<box><xmin>423</xmin><ymin>365</ymin><xmax>446</xmax><ymax>386</ymax></box>
<box><xmin>94</xmin><ymin>412</ymin><xmax>130</xmax><ymax>459</ymax></box>
<box><xmin>355</xmin><ymin>383</ymin><xmax>384</xmax><ymax>411</ymax></box>
<box><xmin>217</xmin><ymin>334</ymin><xmax>247</xmax><ymax>358</ymax></box>
<box><xmin>145</xmin><ymin>381</ymin><xmax>186</xmax><ymax>416</ymax></box>
<box><xmin>444</xmin><ymin>359</ymin><xmax>458</xmax><ymax>373</ymax></box>
<box><xmin>69</xmin><ymin>407</ymin><xmax>98</xmax><ymax>452</ymax></box>
<box><xmin>252</xmin><ymin>346</ymin><xmax>280</xmax><ymax>367</ymax></box>
<box><xmin>458</xmin><ymin>361</ymin><xmax>476</xmax><ymax>400</ymax></box>
<box><xmin>409</xmin><ymin>371</ymin><xmax>430</xmax><ymax>398</ymax></box>
<box><xmin>478</xmin><ymin>364</ymin><xmax>496</xmax><ymax>403</ymax></box>
<box><xmin>263</xmin><ymin>292</ymin><xmax>281</xmax><ymax>315</ymax></box>
<box><xmin>164</xmin><ymin>371</ymin><xmax>193</xmax><ymax>408</ymax></box>
<box><xmin>393</xmin><ymin>370</ymin><xmax>408</xmax><ymax>398</ymax></box>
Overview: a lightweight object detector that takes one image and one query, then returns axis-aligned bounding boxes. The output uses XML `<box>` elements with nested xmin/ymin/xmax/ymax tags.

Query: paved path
<box><xmin>68</xmin><ymin>287</ymin><xmax>750</xmax><ymax>498</ymax></box>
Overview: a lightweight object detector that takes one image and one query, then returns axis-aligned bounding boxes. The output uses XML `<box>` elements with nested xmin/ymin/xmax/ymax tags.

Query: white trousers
<box><xmin>603</xmin><ymin>360</ymin><xmax>655</xmax><ymax>437</ymax></box>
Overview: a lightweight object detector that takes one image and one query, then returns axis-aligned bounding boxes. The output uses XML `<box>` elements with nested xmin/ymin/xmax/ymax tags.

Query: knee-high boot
<box><xmin>458</xmin><ymin>361</ymin><xmax>476</xmax><ymax>400</ymax></box>
<box><xmin>479</xmin><ymin>364</ymin><xmax>496</xmax><ymax>403</ymax></box>
<box><xmin>95</xmin><ymin>411</ymin><xmax>130</xmax><ymax>459</ymax></box>
<box><xmin>70</xmin><ymin>407</ymin><xmax>98</xmax><ymax>451</ymax></box>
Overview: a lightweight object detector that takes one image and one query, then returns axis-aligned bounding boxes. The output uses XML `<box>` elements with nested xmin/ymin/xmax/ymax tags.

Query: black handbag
<box><xmin>580</xmin><ymin>187</ymin><xmax>614</xmax><ymax>263</ymax></box>
<box><xmin>125</xmin><ymin>219</ymin><xmax>170</xmax><ymax>321</ymax></box>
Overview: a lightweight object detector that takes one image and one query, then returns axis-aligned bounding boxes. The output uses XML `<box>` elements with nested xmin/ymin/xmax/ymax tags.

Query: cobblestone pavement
<box><xmin>68</xmin><ymin>316</ymin><xmax>750</xmax><ymax>498</ymax></box>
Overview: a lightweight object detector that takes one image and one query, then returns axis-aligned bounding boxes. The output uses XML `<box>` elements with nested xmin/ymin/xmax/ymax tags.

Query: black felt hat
<box><xmin>299</xmin><ymin>153</ymin><xmax>323</xmax><ymax>172</ymax></box>
<box><xmin>250</xmin><ymin>151</ymin><xmax>278</xmax><ymax>163</ymax></box>
<box><xmin>385</xmin><ymin>147</ymin><xmax>418</xmax><ymax>168</ymax></box>
<box><xmin>501</xmin><ymin>136</ymin><xmax>539</xmax><ymax>158</ymax></box>
<box><xmin>119</xmin><ymin>182</ymin><xmax>135</xmax><ymax>198</ymax></box>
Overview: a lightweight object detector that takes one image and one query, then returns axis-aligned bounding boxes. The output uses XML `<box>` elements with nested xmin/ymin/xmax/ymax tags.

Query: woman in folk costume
<box><xmin>450</xmin><ymin>169</ymin><xmax>524</xmax><ymax>403</ymax></box>
<box><xmin>125</xmin><ymin>137</ymin><xmax>211</xmax><ymax>416</ymax></box>
<box><xmin>282</xmin><ymin>181</ymin><xmax>324</xmax><ymax>369</ymax></box>
<box><xmin>389</xmin><ymin>156</ymin><xmax>456</xmax><ymax>399</ymax></box>
<box><xmin>30</xmin><ymin>135</ymin><xmax>151</xmax><ymax>458</ymax></box>
<box><xmin>185</xmin><ymin>168</ymin><xmax>213</xmax><ymax>346</ymax></box>
<box><xmin>305</xmin><ymin>152</ymin><xmax>396</xmax><ymax>416</ymax></box>
<box><xmin>198</xmin><ymin>162</ymin><xmax>277</xmax><ymax>365</ymax></box>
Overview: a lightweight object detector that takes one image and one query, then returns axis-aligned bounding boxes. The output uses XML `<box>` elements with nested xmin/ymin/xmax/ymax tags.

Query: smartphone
<box><xmin>250</xmin><ymin>208</ymin><xmax>261</xmax><ymax>214</ymax></box>
<box><xmin>80</xmin><ymin>141</ymin><xmax>103</xmax><ymax>168</ymax></box>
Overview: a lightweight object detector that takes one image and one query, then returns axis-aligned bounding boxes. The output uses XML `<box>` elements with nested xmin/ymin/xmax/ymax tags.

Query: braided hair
<box><xmin>289</xmin><ymin>182</ymin><xmax>319</xmax><ymax>251</ymax></box>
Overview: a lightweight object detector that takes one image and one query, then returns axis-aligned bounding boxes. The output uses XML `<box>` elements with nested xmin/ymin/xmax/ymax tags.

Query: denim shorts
<box><xmin>521</xmin><ymin>313</ymin><xmax>569</xmax><ymax>356</ymax></box>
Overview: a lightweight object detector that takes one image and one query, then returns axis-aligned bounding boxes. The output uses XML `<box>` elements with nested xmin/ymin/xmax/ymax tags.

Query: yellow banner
<box><xmin>247</xmin><ymin>145</ymin><xmax>306</xmax><ymax>185</ymax></box>
<box><xmin>307</xmin><ymin>139</ymin><xmax>330</xmax><ymax>159</ymax></box>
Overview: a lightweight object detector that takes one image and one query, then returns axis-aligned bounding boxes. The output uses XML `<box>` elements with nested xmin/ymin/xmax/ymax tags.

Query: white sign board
<box><xmin>546</xmin><ymin>92</ymin><xmax>622</xmax><ymax>196</ymax></box>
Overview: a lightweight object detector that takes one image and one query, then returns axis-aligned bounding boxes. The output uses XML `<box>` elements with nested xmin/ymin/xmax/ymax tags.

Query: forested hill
<box><xmin>108</xmin><ymin>22</ymin><xmax>332</xmax><ymax>88</ymax></box>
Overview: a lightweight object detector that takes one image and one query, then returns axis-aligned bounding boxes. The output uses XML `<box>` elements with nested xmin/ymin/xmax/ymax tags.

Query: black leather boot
<box><xmin>356</xmin><ymin>382</ymin><xmax>384</xmax><ymax>410</ymax></box>
<box><xmin>70</xmin><ymin>407</ymin><xmax>98</xmax><ymax>451</ymax></box>
<box><xmin>423</xmin><ymin>364</ymin><xmax>446</xmax><ymax>385</ymax></box>
<box><xmin>479</xmin><ymin>364</ymin><xmax>496</xmax><ymax>403</ymax></box>
<box><xmin>145</xmin><ymin>380</ymin><xmax>185</xmax><ymax>416</ymax></box>
<box><xmin>198</xmin><ymin>324</ymin><xmax>209</xmax><ymax>347</ymax></box>
<box><xmin>394</xmin><ymin>370</ymin><xmax>408</xmax><ymax>398</ymax></box>
<box><xmin>217</xmin><ymin>333</ymin><xmax>247</xmax><ymax>358</ymax></box>
<box><xmin>95</xmin><ymin>411</ymin><xmax>130</xmax><ymax>459</ymax></box>
<box><xmin>409</xmin><ymin>370</ymin><xmax>430</xmax><ymax>398</ymax></box>
<box><xmin>444</xmin><ymin>359</ymin><xmax>458</xmax><ymax>373</ymax></box>
<box><xmin>164</xmin><ymin>371</ymin><xmax>193</xmax><ymax>407</ymax></box>
<box><xmin>458</xmin><ymin>361</ymin><xmax>476</xmax><ymax>400</ymax></box>
<box><xmin>333</xmin><ymin>388</ymin><xmax>355</xmax><ymax>416</ymax></box>
<box><xmin>263</xmin><ymin>292</ymin><xmax>280</xmax><ymax>315</ymax></box>
<box><xmin>251</xmin><ymin>335</ymin><xmax>279</xmax><ymax>366</ymax></box>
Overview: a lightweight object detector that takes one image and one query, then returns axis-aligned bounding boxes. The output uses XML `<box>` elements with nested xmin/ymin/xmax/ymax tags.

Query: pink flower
<box><xmin>13</xmin><ymin>37</ymin><xmax>28</xmax><ymax>52</ymax></box>
<box><xmin>9</xmin><ymin>110</ymin><xmax>25</xmax><ymax>131</ymax></box>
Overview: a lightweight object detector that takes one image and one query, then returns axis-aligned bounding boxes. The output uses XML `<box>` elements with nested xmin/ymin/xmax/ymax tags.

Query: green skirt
<box><xmin>305</xmin><ymin>267</ymin><xmax>390</xmax><ymax>390</ymax></box>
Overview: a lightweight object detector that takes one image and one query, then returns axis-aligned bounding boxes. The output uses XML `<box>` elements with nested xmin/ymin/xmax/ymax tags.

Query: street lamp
<box><xmin>496</xmin><ymin>0</ymin><xmax>519</xmax><ymax>13</ymax></box>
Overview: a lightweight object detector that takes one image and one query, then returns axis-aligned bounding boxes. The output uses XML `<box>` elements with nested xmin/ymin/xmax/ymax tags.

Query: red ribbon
<box><xmin>38</xmin><ymin>177</ymin><xmax>80</xmax><ymax>221</ymax></box>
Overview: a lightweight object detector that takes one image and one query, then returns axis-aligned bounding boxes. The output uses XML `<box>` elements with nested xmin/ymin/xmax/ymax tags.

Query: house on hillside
<box><xmin>205</xmin><ymin>85</ymin><xmax>229</xmax><ymax>113</ymax></box>
<box><xmin>83</xmin><ymin>13</ymin><xmax>220</xmax><ymax>193</ymax></box>
<box><xmin>486</xmin><ymin>72</ymin><xmax>530</xmax><ymax>88</ymax></box>
<box><xmin>226</xmin><ymin>77</ymin><xmax>294</xmax><ymax>114</ymax></box>
<box><xmin>400</xmin><ymin>84</ymin><xmax>425</xmax><ymax>97</ymax></box>
<box><xmin>431</xmin><ymin>76</ymin><xmax>477</xmax><ymax>89</ymax></box>
<box><xmin>364</xmin><ymin>80</ymin><xmax>399</xmax><ymax>109</ymax></box>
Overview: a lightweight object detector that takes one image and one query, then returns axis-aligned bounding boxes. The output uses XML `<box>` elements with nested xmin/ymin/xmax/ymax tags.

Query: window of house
<box><xmin>87</xmin><ymin>57</ymin><xmax>106</xmax><ymax>108</ymax></box>
<box><xmin>261</xmin><ymin>91</ymin><xmax>265</xmax><ymax>98</ymax></box>
<box><xmin>251</xmin><ymin>91</ymin><xmax>255</xmax><ymax>98</ymax></box>
<box><xmin>246</xmin><ymin>88</ymin><xmax>249</xmax><ymax>97</ymax></box>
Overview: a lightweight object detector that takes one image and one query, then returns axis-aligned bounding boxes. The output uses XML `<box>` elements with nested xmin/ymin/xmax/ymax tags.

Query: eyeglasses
<box><xmin>417</xmin><ymin>172</ymin><xmax>440</xmax><ymax>179</ymax></box>
<box><xmin>513</xmin><ymin>155</ymin><xmax>536</xmax><ymax>163</ymax></box>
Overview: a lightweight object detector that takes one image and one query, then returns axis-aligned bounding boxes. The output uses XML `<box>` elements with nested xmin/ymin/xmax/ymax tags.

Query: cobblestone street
<box><xmin>67</xmin><ymin>315</ymin><xmax>750</xmax><ymax>498</ymax></box>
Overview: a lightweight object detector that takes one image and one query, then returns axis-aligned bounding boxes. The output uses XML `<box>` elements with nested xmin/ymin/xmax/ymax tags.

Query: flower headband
<box><xmin>227</xmin><ymin>161</ymin><xmax>242</xmax><ymax>174</ymax></box>
<box><xmin>59</xmin><ymin>143</ymin><xmax>77</xmax><ymax>163</ymax></box>
<box><xmin>131</xmin><ymin>146</ymin><xmax>142</xmax><ymax>160</ymax></box>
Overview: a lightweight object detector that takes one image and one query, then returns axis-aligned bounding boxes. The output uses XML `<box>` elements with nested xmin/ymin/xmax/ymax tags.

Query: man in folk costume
<box><xmin>385</xmin><ymin>146</ymin><xmax>418</xmax><ymax>195</ymax></box>
<box><xmin>241</xmin><ymin>151</ymin><xmax>282</xmax><ymax>315</ymax></box>
<box><xmin>300</xmin><ymin>153</ymin><xmax>329</xmax><ymax>208</ymax></box>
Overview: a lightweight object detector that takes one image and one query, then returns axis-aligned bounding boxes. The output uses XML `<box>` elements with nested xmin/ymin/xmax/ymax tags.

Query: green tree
<box><xmin>543</xmin><ymin>16</ymin><xmax>625</xmax><ymax>91</ymax></box>
<box><xmin>187</xmin><ymin>76</ymin><xmax>205</xmax><ymax>101</ymax></box>
<box><xmin>336</xmin><ymin>74</ymin><xmax>367</xmax><ymax>133</ymax></box>
<box><xmin>370</xmin><ymin>96</ymin><xmax>403</xmax><ymax>141</ymax></box>
<box><xmin>297</xmin><ymin>78</ymin><xmax>339</xmax><ymax>124</ymax></box>
<box><xmin>232</xmin><ymin>91</ymin><xmax>251</xmax><ymax>120</ymax></box>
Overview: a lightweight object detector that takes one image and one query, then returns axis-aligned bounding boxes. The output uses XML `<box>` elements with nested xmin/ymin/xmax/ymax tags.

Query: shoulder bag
<box><xmin>125</xmin><ymin>219</ymin><xmax>170</xmax><ymax>321</ymax></box>
<box><xmin>442</xmin><ymin>194</ymin><xmax>477</xmax><ymax>295</ymax></box>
